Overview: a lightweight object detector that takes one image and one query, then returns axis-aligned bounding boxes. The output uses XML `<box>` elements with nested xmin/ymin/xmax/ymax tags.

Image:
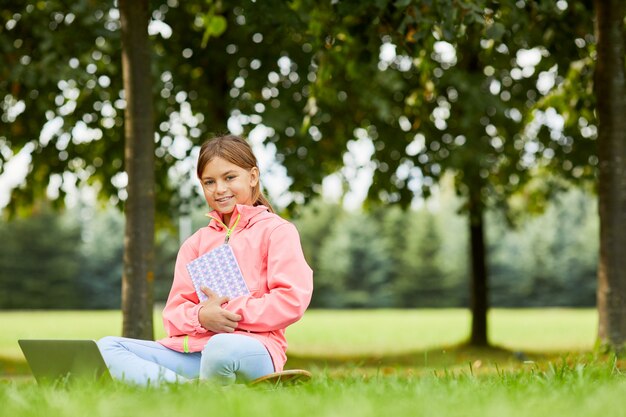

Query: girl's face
<box><xmin>200</xmin><ymin>156</ymin><xmax>259</xmax><ymax>223</ymax></box>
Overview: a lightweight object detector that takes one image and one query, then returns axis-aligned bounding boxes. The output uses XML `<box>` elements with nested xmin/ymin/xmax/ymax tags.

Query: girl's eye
<box><xmin>204</xmin><ymin>180</ymin><xmax>214</xmax><ymax>186</ymax></box>
<box><xmin>226</xmin><ymin>175</ymin><xmax>236</xmax><ymax>181</ymax></box>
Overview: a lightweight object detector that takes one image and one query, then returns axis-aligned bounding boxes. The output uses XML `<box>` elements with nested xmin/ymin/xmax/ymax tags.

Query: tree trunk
<box><xmin>119</xmin><ymin>0</ymin><xmax>155</xmax><ymax>340</ymax></box>
<box><xmin>468</xmin><ymin>189</ymin><xmax>489</xmax><ymax>346</ymax></box>
<box><xmin>594</xmin><ymin>0</ymin><xmax>626</xmax><ymax>353</ymax></box>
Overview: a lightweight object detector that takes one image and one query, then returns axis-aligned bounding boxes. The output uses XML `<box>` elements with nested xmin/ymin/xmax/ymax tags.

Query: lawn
<box><xmin>3</xmin><ymin>364</ymin><xmax>625</xmax><ymax>417</ymax></box>
<box><xmin>0</xmin><ymin>308</ymin><xmax>597</xmax><ymax>360</ymax></box>
<box><xmin>3</xmin><ymin>308</ymin><xmax>624</xmax><ymax>417</ymax></box>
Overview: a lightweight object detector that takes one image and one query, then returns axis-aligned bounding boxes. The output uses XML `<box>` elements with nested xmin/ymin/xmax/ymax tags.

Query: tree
<box><xmin>388</xmin><ymin>0</ymin><xmax>594</xmax><ymax>343</ymax></box>
<box><xmin>1</xmin><ymin>1</ymin><xmax>616</xmax><ymax>348</ymax></box>
<box><xmin>0</xmin><ymin>2</ymin><xmax>126</xmax><ymax>211</ymax></box>
<box><xmin>594</xmin><ymin>0</ymin><xmax>626</xmax><ymax>352</ymax></box>
<box><xmin>390</xmin><ymin>208</ymin><xmax>448</xmax><ymax>307</ymax></box>
<box><xmin>0</xmin><ymin>1</ymin><xmax>163</xmax><ymax>334</ymax></box>
<box><xmin>291</xmin><ymin>199</ymin><xmax>343</xmax><ymax>268</ymax></box>
<box><xmin>0</xmin><ymin>207</ymin><xmax>82</xmax><ymax>308</ymax></box>
<box><xmin>277</xmin><ymin>0</ymin><xmax>587</xmax><ymax>345</ymax></box>
<box><xmin>380</xmin><ymin>205</ymin><xmax>412</xmax><ymax>305</ymax></box>
<box><xmin>79</xmin><ymin>206</ymin><xmax>124</xmax><ymax>309</ymax></box>
<box><xmin>487</xmin><ymin>189</ymin><xmax>598</xmax><ymax>307</ymax></box>
<box><xmin>117</xmin><ymin>0</ymin><xmax>155</xmax><ymax>339</ymax></box>
<box><xmin>0</xmin><ymin>0</ymin><xmax>310</xmax><ymax>336</ymax></box>
<box><xmin>317</xmin><ymin>211</ymin><xmax>393</xmax><ymax>308</ymax></box>
<box><xmin>530</xmin><ymin>0</ymin><xmax>626</xmax><ymax>350</ymax></box>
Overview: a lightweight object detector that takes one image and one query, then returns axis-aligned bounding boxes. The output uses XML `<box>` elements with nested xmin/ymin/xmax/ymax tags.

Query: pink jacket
<box><xmin>157</xmin><ymin>204</ymin><xmax>313</xmax><ymax>371</ymax></box>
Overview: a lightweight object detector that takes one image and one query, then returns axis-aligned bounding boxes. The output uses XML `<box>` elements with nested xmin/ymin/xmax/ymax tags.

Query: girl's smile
<box><xmin>200</xmin><ymin>156</ymin><xmax>259</xmax><ymax>225</ymax></box>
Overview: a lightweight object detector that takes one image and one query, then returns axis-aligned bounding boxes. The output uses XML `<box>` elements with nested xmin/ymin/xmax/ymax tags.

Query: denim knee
<box><xmin>199</xmin><ymin>334</ymin><xmax>274</xmax><ymax>384</ymax></box>
<box><xmin>200</xmin><ymin>335</ymin><xmax>235</xmax><ymax>375</ymax></box>
<box><xmin>97</xmin><ymin>336</ymin><xmax>121</xmax><ymax>352</ymax></box>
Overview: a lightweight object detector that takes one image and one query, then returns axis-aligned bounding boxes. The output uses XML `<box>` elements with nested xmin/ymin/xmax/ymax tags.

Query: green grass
<box><xmin>287</xmin><ymin>308</ymin><xmax>597</xmax><ymax>356</ymax></box>
<box><xmin>0</xmin><ymin>310</ymin><xmax>157</xmax><ymax>360</ymax></box>
<box><xmin>2</xmin><ymin>361</ymin><xmax>625</xmax><ymax>417</ymax></box>
<box><xmin>2</xmin><ymin>308</ymin><xmax>622</xmax><ymax>417</ymax></box>
<box><xmin>0</xmin><ymin>308</ymin><xmax>597</xmax><ymax>359</ymax></box>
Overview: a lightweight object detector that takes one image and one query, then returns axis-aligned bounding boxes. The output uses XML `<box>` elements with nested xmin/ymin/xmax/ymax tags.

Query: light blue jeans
<box><xmin>97</xmin><ymin>333</ymin><xmax>275</xmax><ymax>386</ymax></box>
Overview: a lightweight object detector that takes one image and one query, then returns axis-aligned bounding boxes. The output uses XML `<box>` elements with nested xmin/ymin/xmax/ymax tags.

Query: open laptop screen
<box><xmin>18</xmin><ymin>339</ymin><xmax>111</xmax><ymax>384</ymax></box>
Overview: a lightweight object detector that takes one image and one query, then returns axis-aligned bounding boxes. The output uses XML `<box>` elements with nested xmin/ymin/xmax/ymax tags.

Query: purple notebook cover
<box><xmin>186</xmin><ymin>244</ymin><xmax>250</xmax><ymax>302</ymax></box>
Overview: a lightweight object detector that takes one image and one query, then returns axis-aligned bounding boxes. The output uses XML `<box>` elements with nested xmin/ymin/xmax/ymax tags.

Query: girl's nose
<box><xmin>215</xmin><ymin>180</ymin><xmax>227</xmax><ymax>193</ymax></box>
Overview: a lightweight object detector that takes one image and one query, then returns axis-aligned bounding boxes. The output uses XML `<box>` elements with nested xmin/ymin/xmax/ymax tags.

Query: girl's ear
<box><xmin>249</xmin><ymin>166</ymin><xmax>260</xmax><ymax>187</ymax></box>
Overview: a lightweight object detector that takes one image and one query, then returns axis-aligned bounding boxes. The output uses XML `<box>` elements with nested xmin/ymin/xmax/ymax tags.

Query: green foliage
<box><xmin>0</xmin><ymin>205</ymin><xmax>179</xmax><ymax>309</ymax></box>
<box><xmin>316</xmin><ymin>212</ymin><xmax>394</xmax><ymax>308</ymax></box>
<box><xmin>0</xmin><ymin>0</ymin><xmax>313</xmax><ymax>219</ymax></box>
<box><xmin>0</xmin><ymin>207</ymin><xmax>83</xmax><ymax>308</ymax></box>
<box><xmin>0</xmin><ymin>185</ymin><xmax>599</xmax><ymax>310</ymax></box>
<box><xmin>488</xmin><ymin>188</ymin><xmax>598</xmax><ymax>307</ymax></box>
<box><xmin>199</xmin><ymin>4</ymin><xmax>228</xmax><ymax>47</ymax></box>
<box><xmin>78</xmin><ymin>207</ymin><xmax>124</xmax><ymax>309</ymax></box>
<box><xmin>153</xmin><ymin>227</ymin><xmax>181</xmax><ymax>302</ymax></box>
<box><xmin>1</xmin><ymin>1</ymin><xmax>596</xmax><ymax>215</ymax></box>
<box><xmin>0</xmin><ymin>0</ymin><xmax>602</xmax><ymax>315</ymax></box>
<box><xmin>0</xmin><ymin>1</ymin><xmax>126</xmax><ymax>213</ymax></box>
<box><xmin>270</xmin><ymin>0</ymin><xmax>595</xmax><ymax>210</ymax></box>
<box><xmin>380</xmin><ymin>205</ymin><xmax>457</xmax><ymax>307</ymax></box>
<box><xmin>298</xmin><ymin>187</ymin><xmax>597</xmax><ymax>309</ymax></box>
<box><xmin>291</xmin><ymin>199</ymin><xmax>344</xmax><ymax>274</ymax></box>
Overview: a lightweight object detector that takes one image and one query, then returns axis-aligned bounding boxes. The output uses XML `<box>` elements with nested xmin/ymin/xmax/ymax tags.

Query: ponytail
<box><xmin>255</xmin><ymin>193</ymin><xmax>275</xmax><ymax>213</ymax></box>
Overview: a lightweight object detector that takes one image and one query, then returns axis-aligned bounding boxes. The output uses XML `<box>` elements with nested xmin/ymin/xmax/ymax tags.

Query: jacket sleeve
<box><xmin>161</xmin><ymin>239</ymin><xmax>211</xmax><ymax>337</ymax></box>
<box><xmin>223</xmin><ymin>223</ymin><xmax>313</xmax><ymax>332</ymax></box>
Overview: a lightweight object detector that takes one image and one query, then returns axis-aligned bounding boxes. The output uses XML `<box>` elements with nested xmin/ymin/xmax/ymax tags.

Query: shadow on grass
<box><xmin>284</xmin><ymin>343</ymin><xmax>603</xmax><ymax>377</ymax></box>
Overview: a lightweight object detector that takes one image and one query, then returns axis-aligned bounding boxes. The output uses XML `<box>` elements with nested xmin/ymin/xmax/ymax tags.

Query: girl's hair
<box><xmin>197</xmin><ymin>134</ymin><xmax>275</xmax><ymax>213</ymax></box>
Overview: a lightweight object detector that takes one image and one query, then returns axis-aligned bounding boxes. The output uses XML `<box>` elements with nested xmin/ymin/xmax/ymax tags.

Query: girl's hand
<box><xmin>197</xmin><ymin>287</ymin><xmax>242</xmax><ymax>333</ymax></box>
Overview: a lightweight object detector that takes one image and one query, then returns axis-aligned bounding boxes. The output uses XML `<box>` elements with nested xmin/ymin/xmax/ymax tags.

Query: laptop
<box><xmin>18</xmin><ymin>339</ymin><xmax>112</xmax><ymax>384</ymax></box>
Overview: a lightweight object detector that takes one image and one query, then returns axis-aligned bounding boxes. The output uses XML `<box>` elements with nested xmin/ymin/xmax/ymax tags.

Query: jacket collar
<box><xmin>206</xmin><ymin>204</ymin><xmax>269</xmax><ymax>231</ymax></box>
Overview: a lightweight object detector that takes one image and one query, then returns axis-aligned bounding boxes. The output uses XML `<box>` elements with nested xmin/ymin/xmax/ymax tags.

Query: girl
<box><xmin>98</xmin><ymin>134</ymin><xmax>313</xmax><ymax>385</ymax></box>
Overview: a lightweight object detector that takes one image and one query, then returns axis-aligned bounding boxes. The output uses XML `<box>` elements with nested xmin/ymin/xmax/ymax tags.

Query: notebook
<box><xmin>18</xmin><ymin>339</ymin><xmax>111</xmax><ymax>384</ymax></box>
<box><xmin>186</xmin><ymin>243</ymin><xmax>250</xmax><ymax>302</ymax></box>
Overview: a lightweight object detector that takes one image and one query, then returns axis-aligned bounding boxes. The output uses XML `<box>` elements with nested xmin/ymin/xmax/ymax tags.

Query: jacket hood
<box><xmin>206</xmin><ymin>204</ymin><xmax>271</xmax><ymax>232</ymax></box>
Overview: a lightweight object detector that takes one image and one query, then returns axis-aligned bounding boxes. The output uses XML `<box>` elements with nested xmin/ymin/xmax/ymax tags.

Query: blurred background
<box><xmin>0</xmin><ymin>1</ymin><xmax>606</xmax><ymax>323</ymax></box>
<box><xmin>0</xmin><ymin>185</ymin><xmax>598</xmax><ymax>310</ymax></box>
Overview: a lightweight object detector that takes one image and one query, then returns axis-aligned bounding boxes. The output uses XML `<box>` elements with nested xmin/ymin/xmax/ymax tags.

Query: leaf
<box><xmin>201</xmin><ymin>14</ymin><xmax>227</xmax><ymax>48</ymax></box>
<box><xmin>207</xmin><ymin>15</ymin><xmax>227</xmax><ymax>36</ymax></box>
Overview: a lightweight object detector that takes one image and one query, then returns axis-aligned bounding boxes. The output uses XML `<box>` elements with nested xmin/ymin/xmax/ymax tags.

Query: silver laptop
<box><xmin>18</xmin><ymin>339</ymin><xmax>112</xmax><ymax>384</ymax></box>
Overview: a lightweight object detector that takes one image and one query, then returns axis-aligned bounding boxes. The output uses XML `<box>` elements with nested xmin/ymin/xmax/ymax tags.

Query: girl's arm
<box><xmin>161</xmin><ymin>241</ymin><xmax>211</xmax><ymax>336</ymax></box>
<box><xmin>161</xmin><ymin>240</ymin><xmax>242</xmax><ymax>336</ymax></box>
<box><xmin>223</xmin><ymin>223</ymin><xmax>314</xmax><ymax>332</ymax></box>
